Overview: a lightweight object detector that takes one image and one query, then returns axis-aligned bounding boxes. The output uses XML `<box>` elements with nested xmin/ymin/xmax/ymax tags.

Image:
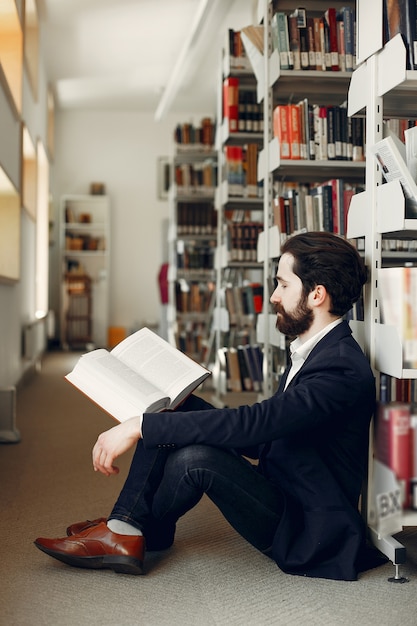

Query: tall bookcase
<box><xmin>247</xmin><ymin>0</ymin><xmax>417</xmax><ymax>579</ymax></box>
<box><xmin>211</xmin><ymin>2</ymin><xmax>363</xmax><ymax>405</ymax></box>
<box><xmin>347</xmin><ymin>2</ymin><xmax>417</xmax><ymax>579</ymax></box>
<box><xmin>212</xmin><ymin>34</ymin><xmax>265</xmax><ymax>404</ymax></box>
<box><xmin>60</xmin><ymin>195</ymin><xmax>110</xmax><ymax>350</ymax></box>
<box><xmin>167</xmin><ymin>136</ymin><xmax>218</xmax><ymax>367</ymax></box>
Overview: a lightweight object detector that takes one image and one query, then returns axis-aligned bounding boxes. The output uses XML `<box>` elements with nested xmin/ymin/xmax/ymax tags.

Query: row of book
<box><xmin>176</xmin><ymin>202</ymin><xmax>217</xmax><ymax>237</ymax></box>
<box><xmin>225</xmin><ymin>144</ymin><xmax>263</xmax><ymax>198</ymax></box>
<box><xmin>271</xmin><ymin>7</ymin><xmax>356</xmax><ymax>73</ymax></box>
<box><xmin>223</xmin><ymin>78</ymin><xmax>263</xmax><ymax>134</ymax></box>
<box><xmin>224</xmin><ymin>283</ymin><xmax>263</xmax><ymax>327</ymax></box>
<box><xmin>174</xmin><ymin>118</ymin><xmax>215</xmax><ymax>150</ymax></box>
<box><xmin>273</xmin><ymin>101</ymin><xmax>365</xmax><ymax>162</ymax></box>
<box><xmin>225</xmin><ymin>28</ymin><xmax>251</xmax><ymax>71</ymax></box>
<box><xmin>375</xmin><ymin>401</ymin><xmax>417</xmax><ymax>510</ymax></box>
<box><xmin>176</xmin><ymin>244</ymin><xmax>215</xmax><ymax>273</ymax></box>
<box><xmin>226</xmin><ymin>221</ymin><xmax>263</xmax><ymax>264</ymax></box>
<box><xmin>176</xmin><ymin>321</ymin><xmax>211</xmax><ymax>364</ymax></box>
<box><xmin>272</xmin><ymin>180</ymin><xmax>363</xmax><ymax>238</ymax></box>
<box><xmin>175</xmin><ymin>159</ymin><xmax>217</xmax><ymax>193</ymax></box>
<box><xmin>218</xmin><ymin>344</ymin><xmax>264</xmax><ymax>393</ymax></box>
<box><xmin>175</xmin><ymin>280</ymin><xmax>215</xmax><ymax>315</ymax></box>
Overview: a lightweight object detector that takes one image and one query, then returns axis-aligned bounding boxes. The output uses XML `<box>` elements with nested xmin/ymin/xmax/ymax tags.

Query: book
<box><xmin>324</xmin><ymin>7</ymin><xmax>340</xmax><ymax>70</ymax></box>
<box><xmin>223</xmin><ymin>77</ymin><xmax>239</xmax><ymax>133</ymax></box>
<box><xmin>288</xmin><ymin>14</ymin><xmax>301</xmax><ymax>70</ymax></box>
<box><xmin>375</xmin><ymin>402</ymin><xmax>412</xmax><ymax>507</ymax></box>
<box><xmin>338</xmin><ymin>6</ymin><xmax>354</xmax><ymax>71</ymax></box>
<box><xmin>272</xmin><ymin>11</ymin><xmax>291</xmax><ymax>70</ymax></box>
<box><xmin>378</xmin><ymin>266</ymin><xmax>417</xmax><ymax>368</ymax></box>
<box><xmin>65</xmin><ymin>327</ymin><xmax>211</xmax><ymax>422</ymax></box>
<box><xmin>273</xmin><ymin>105</ymin><xmax>291</xmax><ymax>159</ymax></box>
<box><xmin>370</xmin><ymin>134</ymin><xmax>417</xmax><ymax>215</ymax></box>
<box><xmin>383</xmin><ymin>0</ymin><xmax>417</xmax><ymax>69</ymax></box>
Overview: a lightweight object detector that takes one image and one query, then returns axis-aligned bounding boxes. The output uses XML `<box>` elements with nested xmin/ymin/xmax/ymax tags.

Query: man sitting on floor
<box><xmin>35</xmin><ymin>231</ymin><xmax>384</xmax><ymax>581</ymax></box>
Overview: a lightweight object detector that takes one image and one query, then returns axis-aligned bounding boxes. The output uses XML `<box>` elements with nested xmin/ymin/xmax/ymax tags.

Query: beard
<box><xmin>274</xmin><ymin>292</ymin><xmax>314</xmax><ymax>337</ymax></box>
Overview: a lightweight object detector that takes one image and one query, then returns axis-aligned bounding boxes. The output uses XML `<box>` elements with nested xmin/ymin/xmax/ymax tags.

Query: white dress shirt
<box><xmin>284</xmin><ymin>318</ymin><xmax>343</xmax><ymax>390</ymax></box>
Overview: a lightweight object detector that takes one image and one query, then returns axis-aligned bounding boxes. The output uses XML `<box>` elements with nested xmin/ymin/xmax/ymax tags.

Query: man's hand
<box><xmin>92</xmin><ymin>415</ymin><xmax>143</xmax><ymax>476</ymax></box>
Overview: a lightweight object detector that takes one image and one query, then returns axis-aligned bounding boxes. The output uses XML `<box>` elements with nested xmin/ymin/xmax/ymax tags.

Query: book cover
<box><xmin>272</xmin><ymin>12</ymin><xmax>291</xmax><ymax>70</ymax></box>
<box><xmin>273</xmin><ymin>105</ymin><xmax>291</xmax><ymax>159</ymax></box>
<box><xmin>370</xmin><ymin>134</ymin><xmax>417</xmax><ymax>215</ymax></box>
<box><xmin>288</xmin><ymin>104</ymin><xmax>302</xmax><ymax>160</ymax></box>
<box><xmin>339</xmin><ymin>6</ymin><xmax>354</xmax><ymax>71</ymax></box>
<box><xmin>383</xmin><ymin>0</ymin><xmax>417</xmax><ymax>69</ymax></box>
<box><xmin>288</xmin><ymin>15</ymin><xmax>301</xmax><ymax>70</ymax></box>
<box><xmin>237</xmin><ymin>345</ymin><xmax>254</xmax><ymax>391</ymax></box>
<box><xmin>65</xmin><ymin>327</ymin><xmax>211</xmax><ymax>423</ymax></box>
<box><xmin>223</xmin><ymin>77</ymin><xmax>239</xmax><ymax>133</ymax></box>
<box><xmin>226</xmin><ymin>347</ymin><xmax>243</xmax><ymax>393</ymax></box>
<box><xmin>306</xmin><ymin>17</ymin><xmax>316</xmax><ymax>69</ymax></box>
<box><xmin>375</xmin><ymin>402</ymin><xmax>412</xmax><ymax>508</ymax></box>
<box><xmin>378</xmin><ymin>267</ymin><xmax>417</xmax><ymax>368</ymax></box>
<box><xmin>313</xmin><ymin>17</ymin><xmax>324</xmax><ymax>70</ymax></box>
<box><xmin>324</xmin><ymin>7</ymin><xmax>340</xmax><ymax>70</ymax></box>
<box><xmin>242</xmin><ymin>344</ymin><xmax>261</xmax><ymax>392</ymax></box>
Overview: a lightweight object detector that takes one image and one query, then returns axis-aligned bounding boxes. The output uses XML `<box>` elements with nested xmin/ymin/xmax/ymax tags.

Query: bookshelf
<box><xmin>211</xmin><ymin>35</ymin><xmax>265</xmax><ymax>403</ymax></box>
<box><xmin>59</xmin><ymin>195</ymin><xmax>110</xmax><ymax>350</ymax></box>
<box><xmin>347</xmin><ymin>9</ymin><xmax>417</xmax><ymax>576</ymax></box>
<box><xmin>167</xmin><ymin>134</ymin><xmax>218</xmax><ymax>367</ymax></box>
<box><xmin>233</xmin><ymin>1</ymin><xmax>363</xmax><ymax>405</ymax></box>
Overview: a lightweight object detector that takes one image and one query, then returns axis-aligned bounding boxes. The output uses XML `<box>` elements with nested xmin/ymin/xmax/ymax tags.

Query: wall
<box><xmin>0</xmin><ymin>17</ymin><xmax>49</xmax><ymax>388</ymax></box>
<box><xmin>49</xmin><ymin>109</ymin><xmax>200</xmax><ymax>338</ymax></box>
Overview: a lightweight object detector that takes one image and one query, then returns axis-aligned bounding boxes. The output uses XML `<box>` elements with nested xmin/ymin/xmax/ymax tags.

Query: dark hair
<box><xmin>280</xmin><ymin>231</ymin><xmax>367</xmax><ymax>316</ymax></box>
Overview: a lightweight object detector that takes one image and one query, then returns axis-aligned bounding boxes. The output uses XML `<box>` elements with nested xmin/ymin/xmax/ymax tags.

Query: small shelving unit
<box><xmin>60</xmin><ymin>195</ymin><xmax>110</xmax><ymax>349</ymax></box>
<box><xmin>167</xmin><ymin>145</ymin><xmax>217</xmax><ymax>366</ymax></box>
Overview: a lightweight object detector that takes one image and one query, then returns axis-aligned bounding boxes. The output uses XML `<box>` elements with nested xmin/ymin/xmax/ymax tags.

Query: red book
<box><xmin>375</xmin><ymin>402</ymin><xmax>412</xmax><ymax>508</ymax></box>
<box><xmin>223</xmin><ymin>77</ymin><xmax>239</xmax><ymax>132</ymax></box>
<box><xmin>324</xmin><ymin>8</ymin><xmax>340</xmax><ymax>70</ymax></box>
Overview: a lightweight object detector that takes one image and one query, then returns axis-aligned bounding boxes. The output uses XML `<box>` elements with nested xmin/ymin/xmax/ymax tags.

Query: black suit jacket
<box><xmin>142</xmin><ymin>321</ymin><xmax>378</xmax><ymax>580</ymax></box>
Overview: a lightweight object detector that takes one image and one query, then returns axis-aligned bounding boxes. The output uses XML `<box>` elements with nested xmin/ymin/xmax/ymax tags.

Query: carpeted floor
<box><xmin>1</xmin><ymin>350</ymin><xmax>417</xmax><ymax>626</ymax></box>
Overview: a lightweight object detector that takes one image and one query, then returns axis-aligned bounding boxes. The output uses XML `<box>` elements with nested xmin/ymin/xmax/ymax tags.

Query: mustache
<box><xmin>273</xmin><ymin>303</ymin><xmax>285</xmax><ymax>315</ymax></box>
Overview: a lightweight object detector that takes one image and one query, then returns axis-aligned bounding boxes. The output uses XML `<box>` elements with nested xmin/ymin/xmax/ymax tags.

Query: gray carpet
<box><xmin>1</xmin><ymin>351</ymin><xmax>417</xmax><ymax>626</ymax></box>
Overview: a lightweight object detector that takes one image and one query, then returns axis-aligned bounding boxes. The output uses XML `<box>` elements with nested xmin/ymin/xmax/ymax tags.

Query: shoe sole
<box><xmin>34</xmin><ymin>541</ymin><xmax>144</xmax><ymax>575</ymax></box>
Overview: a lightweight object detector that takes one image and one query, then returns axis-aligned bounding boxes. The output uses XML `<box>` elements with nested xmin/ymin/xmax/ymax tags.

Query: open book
<box><xmin>65</xmin><ymin>327</ymin><xmax>211</xmax><ymax>422</ymax></box>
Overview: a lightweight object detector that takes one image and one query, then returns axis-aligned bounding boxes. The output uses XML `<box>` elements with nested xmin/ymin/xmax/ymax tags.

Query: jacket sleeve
<box><xmin>142</xmin><ymin>339</ymin><xmax>374</xmax><ymax>451</ymax></box>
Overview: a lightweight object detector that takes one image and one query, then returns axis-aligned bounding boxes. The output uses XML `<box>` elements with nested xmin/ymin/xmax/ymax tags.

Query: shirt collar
<box><xmin>289</xmin><ymin>318</ymin><xmax>342</xmax><ymax>363</ymax></box>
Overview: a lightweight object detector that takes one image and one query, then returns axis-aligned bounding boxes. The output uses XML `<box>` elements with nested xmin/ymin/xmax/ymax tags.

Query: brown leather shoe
<box><xmin>34</xmin><ymin>521</ymin><xmax>145</xmax><ymax>575</ymax></box>
<box><xmin>66</xmin><ymin>517</ymin><xmax>107</xmax><ymax>536</ymax></box>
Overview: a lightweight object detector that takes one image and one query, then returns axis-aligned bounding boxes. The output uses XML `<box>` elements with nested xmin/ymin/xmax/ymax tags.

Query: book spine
<box><xmin>274</xmin><ymin>12</ymin><xmax>291</xmax><ymax>70</ymax></box>
<box><xmin>307</xmin><ymin>17</ymin><xmax>316</xmax><ymax>69</ymax></box>
<box><xmin>327</xmin><ymin>106</ymin><xmax>336</xmax><ymax>160</ymax></box>
<box><xmin>223</xmin><ymin>77</ymin><xmax>239</xmax><ymax>133</ymax></box>
<box><xmin>288</xmin><ymin>15</ymin><xmax>301</xmax><ymax>70</ymax></box>
<box><xmin>340</xmin><ymin>6</ymin><xmax>354</xmax><ymax>71</ymax></box>
<box><xmin>288</xmin><ymin>104</ymin><xmax>301</xmax><ymax>160</ymax></box>
<box><xmin>273</xmin><ymin>105</ymin><xmax>291</xmax><ymax>159</ymax></box>
<box><xmin>324</xmin><ymin>8</ymin><xmax>340</xmax><ymax>70</ymax></box>
<box><xmin>313</xmin><ymin>17</ymin><xmax>324</xmax><ymax>70</ymax></box>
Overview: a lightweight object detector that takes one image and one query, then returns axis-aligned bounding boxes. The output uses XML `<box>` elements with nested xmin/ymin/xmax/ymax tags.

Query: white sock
<box><xmin>107</xmin><ymin>519</ymin><xmax>143</xmax><ymax>536</ymax></box>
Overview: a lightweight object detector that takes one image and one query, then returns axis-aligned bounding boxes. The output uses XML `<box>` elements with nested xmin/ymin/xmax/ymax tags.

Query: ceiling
<box><xmin>38</xmin><ymin>0</ymin><xmax>254</xmax><ymax>118</ymax></box>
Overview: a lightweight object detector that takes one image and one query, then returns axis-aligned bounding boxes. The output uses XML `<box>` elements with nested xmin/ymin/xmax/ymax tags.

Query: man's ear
<box><xmin>309</xmin><ymin>284</ymin><xmax>327</xmax><ymax>307</ymax></box>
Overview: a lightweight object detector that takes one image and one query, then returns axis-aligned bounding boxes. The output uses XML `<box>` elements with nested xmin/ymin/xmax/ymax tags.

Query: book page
<box><xmin>111</xmin><ymin>327</ymin><xmax>210</xmax><ymax>408</ymax></box>
<box><xmin>66</xmin><ymin>349</ymin><xmax>169</xmax><ymax>422</ymax></box>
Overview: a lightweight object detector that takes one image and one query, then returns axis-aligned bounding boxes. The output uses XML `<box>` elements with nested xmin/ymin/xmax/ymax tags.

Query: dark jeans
<box><xmin>110</xmin><ymin>440</ymin><xmax>285</xmax><ymax>554</ymax></box>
